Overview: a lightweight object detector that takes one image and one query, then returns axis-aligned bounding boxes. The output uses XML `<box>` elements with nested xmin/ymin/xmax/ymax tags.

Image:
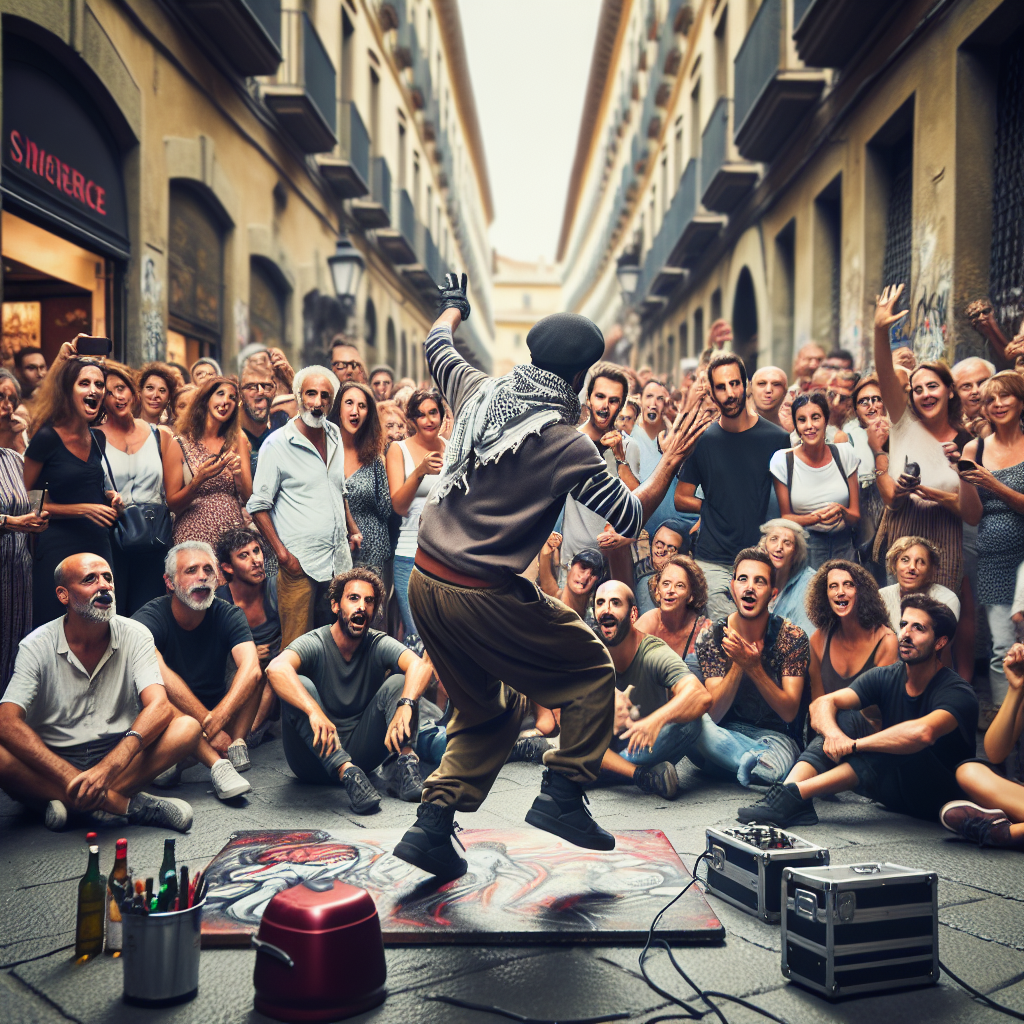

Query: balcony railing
<box><xmin>376</xmin><ymin>188</ymin><xmax>417</xmax><ymax>264</ymax></box>
<box><xmin>179</xmin><ymin>0</ymin><xmax>282</xmax><ymax>76</ymax></box>
<box><xmin>320</xmin><ymin>101</ymin><xmax>369</xmax><ymax>198</ymax></box>
<box><xmin>700</xmin><ymin>96</ymin><xmax>758</xmax><ymax>213</ymax></box>
<box><xmin>263</xmin><ymin>10</ymin><xmax>336</xmax><ymax>153</ymax></box>
<box><xmin>351</xmin><ymin>155</ymin><xmax>391</xmax><ymax>228</ymax></box>
<box><xmin>793</xmin><ymin>0</ymin><xmax>895</xmax><ymax>70</ymax></box>
<box><xmin>733</xmin><ymin>0</ymin><xmax>826</xmax><ymax>162</ymax></box>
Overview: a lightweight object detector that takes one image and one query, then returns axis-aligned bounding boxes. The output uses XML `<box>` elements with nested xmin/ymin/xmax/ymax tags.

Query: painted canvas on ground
<box><xmin>201</xmin><ymin>828</ymin><xmax>723</xmax><ymax>946</ymax></box>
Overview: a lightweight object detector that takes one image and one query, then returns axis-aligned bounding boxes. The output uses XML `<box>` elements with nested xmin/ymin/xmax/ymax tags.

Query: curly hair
<box><xmin>137</xmin><ymin>362</ymin><xmax>182</xmax><ymax>414</ymax></box>
<box><xmin>885</xmin><ymin>535</ymin><xmax>940</xmax><ymax>583</ymax></box>
<box><xmin>649</xmin><ymin>554</ymin><xmax>708</xmax><ymax>614</ymax></box>
<box><xmin>100</xmin><ymin>361</ymin><xmax>139</xmax><ymax>423</ymax></box>
<box><xmin>175</xmin><ymin>374</ymin><xmax>240</xmax><ymax>449</ymax></box>
<box><xmin>804</xmin><ymin>559</ymin><xmax>890</xmax><ymax>632</ymax></box>
<box><xmin>29</xmin><ymin>356</ymin><xmax>106</xmax><ymax>435</ymax></box>
<box><xmin>405</xmin><ymin>388</ymin><xmax>443</xmax><ymax>434</ymax></box>
<box><xmin>337</xmin><ymin>381</ymin><xmax>384</xmax><ymax>464</ymax></box>
<box><xmin>327</xmin><ymin>567</ymin><xmax>385</xmax><ymax>612</ymax></box>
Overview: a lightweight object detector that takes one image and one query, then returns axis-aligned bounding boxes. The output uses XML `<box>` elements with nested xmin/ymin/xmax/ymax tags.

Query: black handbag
<box><xmin>100</xmin><ymin>428</ymin><xmax>174</xmax><ymax>551</ymax></box>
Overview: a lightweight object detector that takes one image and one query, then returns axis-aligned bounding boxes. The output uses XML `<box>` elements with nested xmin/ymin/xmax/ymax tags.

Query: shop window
<box><xmin>168</xmin><ymin>184</ymin><xmax>225</xmax><ymax>364</ymax></box>
<box><xmin>250</xmin><ymin>259</ymin><xmax>287</xmax><ymax>350</ymax></box>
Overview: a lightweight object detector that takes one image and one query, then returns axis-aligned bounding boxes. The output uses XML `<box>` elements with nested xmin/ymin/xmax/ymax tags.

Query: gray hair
<box><xmin>237</xmin><ymin>342</ymin><xmax>270</xmax><ymax>375</ymax></box>
<box><xmin>0</xmin><ymin>367</ymin><xmax>22</xmax><ymax>403</ymax></box>
<box><xmin>190</xmin><ymin>356</ymin><xmax>222</xmax><ymax>378</ymax></box>
<box><xmin>164</xmin><ymin>541</ymin><xmax>217</xmax><ymax>578</ymax></box>
<box><xmin>292</xmin><ymin>365</ymin><xmax>340</xmax><ymax>405</ymax></box>
<box><xmin>759</xmin><ymin>518</ymin><xmax>810</xmax><ymax>574</ymax></box>
<box><xmin>952</xmin><ymin>356</ymin><xmax>995</xmax><ymax>378</ymax></box>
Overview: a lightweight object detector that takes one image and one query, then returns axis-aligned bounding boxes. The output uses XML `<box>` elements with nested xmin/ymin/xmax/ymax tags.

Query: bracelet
<box><xmin>852</xmin><ymin>740</ymin><xmax>858</xmax><ymax>754</ymax></box>
<box><xmin>124</xmin><ymin>729</ymin><xmax>144</xmax><ymax>749</ymax></box>
<box><xmin>615</xmin><ymin>459</ymin><xmax>628</xmax><ymax>467</ymax></box>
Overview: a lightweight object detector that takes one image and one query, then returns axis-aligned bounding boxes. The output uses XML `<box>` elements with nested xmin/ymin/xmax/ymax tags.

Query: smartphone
<box><xmin>958</xmin><ymin>459</ymin><xmax>977</xmax><ymax>472</ymax></box>
<box><xmin>76</xmin><ymin>335</ymin><xmax>112</xmax><ymax>357</ymax></box>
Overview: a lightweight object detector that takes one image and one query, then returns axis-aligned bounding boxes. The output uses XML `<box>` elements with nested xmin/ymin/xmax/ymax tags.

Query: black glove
<box><xmin>437</xmin><ymin>272</ymin><xmax>470</xmax><ymax>321</ymax></box>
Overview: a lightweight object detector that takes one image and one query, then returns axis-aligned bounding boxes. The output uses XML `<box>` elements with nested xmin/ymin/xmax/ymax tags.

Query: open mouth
<box><xmin>83</xmin><ymin>394</ymin><xmax>100</xmax><ymax>411</ymax></box>
<box><xmin>93</xmin><ymin>593</ymin><xmax>113</xmax><ymax>607</ymax></box>
<box><xmin>739</xmin><ymin>592</ymin><xmax>758</xmax><ymax>612</ymax></box>
<box><xmin>833</xmin><ymin>597</ymin><xmax>850</xmax><ymax>612</ymax></box>
<box><xmin>189</xmin><ymin>586</ymin><xmax>211</xmax><ymax>600</ymax></box>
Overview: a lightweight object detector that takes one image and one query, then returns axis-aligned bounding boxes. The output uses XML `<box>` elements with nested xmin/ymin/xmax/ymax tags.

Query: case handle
<box><xmin>794</xmin><ymin>888</ymin><xmax>817</xmax><ymax>921</ymax></box>
<box><xmin>850</xmin><ymin>863</ymin><xmax>882</xmax><ymax>875</ymax></box>
<box><xmin>251</xmin><ymin>935</ymin><xmax>295</xmax><ymax>968</ymax></box>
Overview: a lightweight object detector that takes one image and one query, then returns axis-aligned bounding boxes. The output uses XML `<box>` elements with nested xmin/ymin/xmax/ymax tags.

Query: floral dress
<box><xmin>172</xmin><ymin>434</ymin><xmax>247</xmax><ymax>549</ymax></box>
<box><xmin>345</xmin><ymin>456</ymin><xmax>393</xmax><ymax>577</ymax></box>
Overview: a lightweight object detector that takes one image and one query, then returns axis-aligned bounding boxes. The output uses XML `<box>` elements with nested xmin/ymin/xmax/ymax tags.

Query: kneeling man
<box><xmin>0</xmin><ymin>554</ymin><xmax>199</xmax><ymax>831</ymax></box>
<box><xmin>266</xmin><ymin>569</ymin><xmax>435</xmax><ymax>814</ymax></box>
<box><xmin>594</xmin><ymin>581</ymin><xmax>710</xmax><ymax>798</ymax></box>
<box><xmin>740</xmin><ymin>595</ymin><xmax>977</xmax><ymax>827</ymax></box>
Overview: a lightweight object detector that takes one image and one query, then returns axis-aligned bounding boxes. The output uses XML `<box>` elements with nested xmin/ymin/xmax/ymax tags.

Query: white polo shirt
<box><xmin>2</xmin><ymin>615</ymin><xmax>163</xmax><ymax>748</ymax></box>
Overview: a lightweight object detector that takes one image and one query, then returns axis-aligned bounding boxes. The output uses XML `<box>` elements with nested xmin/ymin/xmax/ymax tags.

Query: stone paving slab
<box><xmin>4</xmin><ymin>736</ymin><xmax>1024</xmax><ymax>1024</ymax></box>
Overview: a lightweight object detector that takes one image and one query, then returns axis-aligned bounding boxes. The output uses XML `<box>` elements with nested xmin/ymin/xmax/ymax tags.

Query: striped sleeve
<box><xmin>569</xmin><ymin>466</ymin><xmax>644</xmax><ymax>539</ymax></box>
<box><xmin>423</xmin><ymin>322</ymin><xmax>488</xmax><ymax>412</ymax></box>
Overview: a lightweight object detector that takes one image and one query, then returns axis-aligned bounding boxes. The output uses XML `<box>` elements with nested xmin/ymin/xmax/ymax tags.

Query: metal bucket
<box><xmin>122</xmin><ymin>900</ymin><xmax>204</xmax><ymax>1007</ymax></box>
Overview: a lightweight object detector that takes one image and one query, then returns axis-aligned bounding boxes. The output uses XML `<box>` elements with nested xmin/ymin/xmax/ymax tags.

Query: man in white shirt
<box><xmin>248</xmin><ymin>366</ymin><xmax>359</xmax><ymax>649</ymax></box>
<box><xmin>0</xmin><ymin>554</ymin><xmax>199</xmax><ymax>831</ymax></box>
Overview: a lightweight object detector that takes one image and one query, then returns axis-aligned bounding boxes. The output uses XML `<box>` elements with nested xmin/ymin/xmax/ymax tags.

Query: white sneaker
<box><xmin>211</xmin><ymin>758</ymin><xmax>251</xmax><ymax>800</ymax></box>
<box><xmin>44</xmin><ymin>799</ymin><xmax>68</xmax><ymax>831</ymax></box>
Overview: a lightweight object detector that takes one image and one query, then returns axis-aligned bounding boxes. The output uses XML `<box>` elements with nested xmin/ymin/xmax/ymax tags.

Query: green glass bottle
<box><xmin>159</xmin><ymin>838</ymin><xmax>176</xmax><ymax>888</ymax></box>
<box><xmin>75</xmin><ymin>832</ymin><xmax>106</xmax><ymax>960</ymax></box>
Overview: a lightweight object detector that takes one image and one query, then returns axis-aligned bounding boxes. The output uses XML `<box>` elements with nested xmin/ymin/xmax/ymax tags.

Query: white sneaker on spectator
<box><xmin>227</xmin><ymin>738</ymin><xmax>251</xmax><ymax>772</ymax></box>
<box><xmin>44</xmin><ymin>800</ymin><xmax>67</xmax><ymax>831</ymax></box>
<box><xmin>211</xmin><ymin>758</ymin><xmax>251</xmax><ymax>800</ymax></box>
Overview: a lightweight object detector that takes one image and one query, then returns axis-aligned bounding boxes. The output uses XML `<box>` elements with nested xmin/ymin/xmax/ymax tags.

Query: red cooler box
<box><xmin>252</xmin><ymin>878</ymin><xmax>387</xmax><ymax>1021</ymax></box>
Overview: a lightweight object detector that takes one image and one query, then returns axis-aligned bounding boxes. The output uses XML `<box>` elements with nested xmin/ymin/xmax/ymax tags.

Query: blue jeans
<box><xmin>393</xmin><ymin>554</ymin><xmax>416</xmax><ymax>636</ymax></box>
<box><xmin>691</xmin><ymin>715</ymin><xmax>799</xmax><ymax>786</ymax></box>
<box><xmin>614</xmin><ymin>718</ymin><xmax>702</xmax><ymax>767</ymax></box>
<box><xmin>805</xmin><ymin>528</ymin><xmax>855</xmax><ymax>570</ymax></box>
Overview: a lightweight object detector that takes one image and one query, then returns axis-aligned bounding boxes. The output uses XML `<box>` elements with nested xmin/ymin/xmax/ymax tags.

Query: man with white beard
<box><xmin>0</xmin><ymin>553</ymin><xmax>200</xmax><ymax>830</ymax></box>
<box><xmin>248</xmin><ymin>366</ymin><xmax>357</xmax><ymax>650</ymax></box>
<box><xmin>133</xmin><ymin>543</ymin><xmax>259</xmax><ymax>800</ymax></box>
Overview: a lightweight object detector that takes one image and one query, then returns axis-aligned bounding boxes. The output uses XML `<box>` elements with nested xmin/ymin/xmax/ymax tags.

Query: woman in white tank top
<box><xmin>385</xmin><ymin>389</ymin><xmax>446</xmax><ymax>635</ymax></box>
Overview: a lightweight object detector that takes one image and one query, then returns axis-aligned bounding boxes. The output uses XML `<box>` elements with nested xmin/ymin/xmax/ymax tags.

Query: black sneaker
<box><xmin>382</xmin><ymin>753</ymin><xmax>424</xmax><ymax>802</ymax></box>
<box><xmin>393</xmin><ymin>802</ymin><xmax>468</xmax><ymax>881</ymax></box>
<box><xmin>341</xmin><ymin>765</ymin><xmax>381</xmax><ymax>814</ymax></box>
<box><xmin>633</xmin><ymin>761</ymin><xmax>679</xmax><ymax>799</ymax></box>
<box><xmin>525</xmin><ymin>769</ymin><xmax>615</xmax><ymax>851</ymax></box>
<box><xmin>737</xmin><ymin>782</ymin><xmax>818</xmax><ymax>827</ymax></box>
<box><xmin>507</xmin><ymin>736</ymin><xmax>552</xmax><ymax>764</ymax></box>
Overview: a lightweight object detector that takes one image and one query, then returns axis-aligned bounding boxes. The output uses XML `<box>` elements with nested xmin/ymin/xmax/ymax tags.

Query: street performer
<box><xmin>393</xmin><ymin>273</ymin><xmax>711</xmax><ymax>880</ymax></box>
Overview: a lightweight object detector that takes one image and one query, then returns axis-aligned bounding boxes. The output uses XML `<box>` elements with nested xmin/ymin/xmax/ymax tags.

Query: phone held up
<box><xmin>75</xmin><ymin>336</ymin><xmax>112</xmax><ymax>357</ymax></box>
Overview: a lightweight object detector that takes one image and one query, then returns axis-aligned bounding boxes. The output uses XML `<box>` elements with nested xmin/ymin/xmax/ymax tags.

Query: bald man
<box><xmin>952</xmin><ymin>357</ymin><xmax>995</xmax><ymax>431</ymax></box>
<box><xmin>747</xmin><ymin>366</ymin><xmax>788</xmax><ymax>425</ymax></box>
<box><xmin>0</xmin><ymin>554</ymin><xmax>200</xmax><ymax>831</ymax></box>
<box><xmin>593</xmin><ymin>581</ymin><xmax>710</xmax><ymax>800</ymax></box>
<box><xmin>790</xmin><ymin>343</ymin><xmax>826</xmax><ymax>393</ymax></box>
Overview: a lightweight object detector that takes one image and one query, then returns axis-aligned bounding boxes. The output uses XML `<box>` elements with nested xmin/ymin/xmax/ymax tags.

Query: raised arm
<box><xmin>873</xmin><ymin>285</ymin><xmax>911</xmax><ymax>425</ymax></box>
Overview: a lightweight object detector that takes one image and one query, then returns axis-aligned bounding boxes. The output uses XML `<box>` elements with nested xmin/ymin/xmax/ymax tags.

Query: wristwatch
<box><xmin>851</xmin><ymin>740</ymin><xmax>858</xmax><ymax>754</ymax></box>
<box><xmin>615</xmin><ymin>459</ymin><xmax>628</xmax><ymax>467</ymax></box>
<box><xmin>396</xmin><ymin>698</ymin><xmax>417</xmax><ymax>709</ymax></box>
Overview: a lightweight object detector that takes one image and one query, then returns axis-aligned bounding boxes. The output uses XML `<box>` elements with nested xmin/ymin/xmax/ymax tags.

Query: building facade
<box><xmin>491</xmin><ymin>253</ymin><xmax>561</xmax><ymax>378</ymax></box>
<box><xmin>0</xmin><ymin>0</ymin><xmax>495</xmax><ymax>379</ymax></box>
<box><xmin>559</xmin><ymin>0</ymin><xmax>1024</xmax><ymax>380</ymax></box>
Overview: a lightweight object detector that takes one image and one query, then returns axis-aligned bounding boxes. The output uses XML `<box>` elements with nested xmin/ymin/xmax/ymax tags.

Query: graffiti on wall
<box><xmin>912</xmin><ymin>276</ymin><xmax>950</xmax><ymax>364</ymax></box>
<box><xmin>141</xmin><ymin>254</ymin><xmax>164</xmax><ymax>362</ymax></box>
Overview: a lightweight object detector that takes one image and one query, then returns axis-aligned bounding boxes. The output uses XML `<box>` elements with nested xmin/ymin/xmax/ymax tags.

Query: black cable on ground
<box><xmin>1</xmin><ymin>943</ymin><xmax>75</xmax><ymax>969</ymax></box>
<box><xmin>940</xmin><ymin>960</ymin><xmax>1024</xmax><ymax>1021</ymax></box>
<box><xmin>421</xmin><ymin>994</ymin><xmax>631</xmax><ymax>1024</ymax></box>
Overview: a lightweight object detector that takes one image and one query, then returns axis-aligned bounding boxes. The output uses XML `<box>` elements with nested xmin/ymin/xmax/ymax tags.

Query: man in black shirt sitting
<box><xmin>740</xmin><ymin>595</ymin><xmax>978</xmax><ymax>827</ymax></box>
<box><xmin>133</xmin><ymin>542</ymin><xmax>261</xmax><ymax>802</ymax></box>
<box><xmin>216</xmin><ymin>529</ymin><xmax>281</xmax><ymax>747</ymax></box>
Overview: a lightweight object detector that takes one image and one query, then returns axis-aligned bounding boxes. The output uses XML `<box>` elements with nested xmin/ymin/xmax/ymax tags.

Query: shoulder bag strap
<box><xmin>976</xmin><ymin>435</ymin><xmax>985</xmax><ymax>466</ymax></box>
<box><xmin>786</xmin><ymin>449</ymin><xmax>795</xmax><ymax>493</ymax></box>
<box><xmin>826</xmin><ymin>443</ymin><xmax>849</xmax><ymax>502</ymax></box>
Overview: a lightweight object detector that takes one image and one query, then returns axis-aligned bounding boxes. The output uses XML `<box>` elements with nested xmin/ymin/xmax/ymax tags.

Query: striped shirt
<box><xmin>417</xmin><ymin>324</ymin><xmax>642</xmax><ymax>580</ymax></box>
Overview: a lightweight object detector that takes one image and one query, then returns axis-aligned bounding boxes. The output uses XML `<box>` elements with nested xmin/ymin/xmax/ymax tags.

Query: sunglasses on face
<box><xmin>332</xmin><ymin>360</ymin><xmax>362</xmax><ymax>371</ymax></box>
<box><xmin>856</xmin><ymin>396</ymin><xmax>884</xmax><ymax>408</ymax></box>
<box><xmin>652</xmin><ymin>542</ymin><xmax>679</xmax><ymax>555</ymax></box>
<box><xmin>241</xmin><ymin>382</ymin><xmax>275</xmax><ymax>393</ymax></box>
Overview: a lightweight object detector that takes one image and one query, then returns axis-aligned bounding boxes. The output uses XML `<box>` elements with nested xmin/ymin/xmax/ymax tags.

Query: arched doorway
<box><xmin>732</xmin><ymin>266</ymin><xmax>758</xmax><ymax>374</ymax></box>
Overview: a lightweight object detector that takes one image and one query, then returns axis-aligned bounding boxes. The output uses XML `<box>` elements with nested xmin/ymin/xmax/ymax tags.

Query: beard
<box><xmin>300</xmin><ymin>408</ymin><xmax>326</xmax><ymax>428</ymax></box>
<box><xmin>898</xmin><ymin>641</ymin><xmax>933</xmax><ymax>665</ymax></box>
<box><xmin>243</xmin><ymin>397</ymin><xmax>269</xmax><ymax>424</ymax></box>
<box><xmin>716</xmin><ymin>395</ymin><xmax>744</xmax><ymax>419</ymax></box>
<box><xmin>338</xmin><ymin>607</ymin><xmax>370</xmax><ymax>639</ymax></box>
<box><xmin>597</xmin><ymin>614</ymin><xmax>631</xmax><ymax>648</ymax></box>
<box><xmin>174</xmin><ymin>580</ymin><xmax>215</xmax><ymax>612</ymax></box>
<box><xmin>72</xmin><ymin>590</ymin><xmax>116</xmax><ymax>622</ymax></box>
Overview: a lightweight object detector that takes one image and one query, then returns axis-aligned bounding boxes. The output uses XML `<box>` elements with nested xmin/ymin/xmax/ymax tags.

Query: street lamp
<box><xmin>327</xmin><ymin>233</ymin><xmax>365</xmax><ymax>318</ymax></box>
<box><xmin>615</xmin><ymin>247</ymin><xmax>641</xmax><ymax>300</ymax></box>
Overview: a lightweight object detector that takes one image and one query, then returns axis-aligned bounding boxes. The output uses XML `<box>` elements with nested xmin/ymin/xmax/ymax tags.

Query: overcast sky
<box><xmin>459</xmin><ymin>1</ymin><xmax>601</xmax><ymax>263</ymax></box>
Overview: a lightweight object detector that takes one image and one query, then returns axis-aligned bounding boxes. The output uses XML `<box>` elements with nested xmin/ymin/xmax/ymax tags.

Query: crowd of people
<box><xmin>0</xmin><ymin>276</ymin><xmax>1022</xmax><ymax>861</ymax></box>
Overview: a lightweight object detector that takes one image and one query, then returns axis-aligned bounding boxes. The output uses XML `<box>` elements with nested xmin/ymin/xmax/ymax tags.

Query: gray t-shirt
<box><xmin>615</xmin><ymin>634</ymin><xmax>688</xmax><ymax>717</ymax></box>
<box><xmin>286</xmin><ymin>626</ymin><xmax>406</xmax><ymax>740</ymax></box>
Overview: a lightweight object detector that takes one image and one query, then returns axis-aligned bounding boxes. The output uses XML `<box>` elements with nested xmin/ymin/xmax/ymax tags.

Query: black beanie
<box><xmin>526</xmin><ymin>313</ymin><xmax>606</xmax><ymax>378</ymax></box>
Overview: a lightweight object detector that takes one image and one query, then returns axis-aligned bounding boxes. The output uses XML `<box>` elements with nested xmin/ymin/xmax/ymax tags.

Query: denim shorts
<box><xmin>48</xmin><ymin>735</ymin><xmax>122</xmax><ymax>771</ymax></box>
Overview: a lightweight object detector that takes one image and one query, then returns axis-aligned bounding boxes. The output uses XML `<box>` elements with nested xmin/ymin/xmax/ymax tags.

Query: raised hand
<box><xmin>707</xmin><ymin>319</ymin><xmax>733</xmax><ymax>351</ymax></box>
<box><xmin>875</xmin><ymin>284</ymin><xmax>908</xmax><ymax>332</ymax></box>
<box><xmin>1003</xmin><ymin>644</ymin><xmax>1024</xmax><ymax>691</ymax></box>
<box><xmin>437</xmin><ymin>272</ymin><xmax>471</xmax><ymax>321</ymax></box>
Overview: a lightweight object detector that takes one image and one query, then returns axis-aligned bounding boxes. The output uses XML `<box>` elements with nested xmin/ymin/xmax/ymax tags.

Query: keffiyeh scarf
<box><xmin>431</xmin><ymin>363</ymin><xmax>581</xmax><ymax>503</ymax></box>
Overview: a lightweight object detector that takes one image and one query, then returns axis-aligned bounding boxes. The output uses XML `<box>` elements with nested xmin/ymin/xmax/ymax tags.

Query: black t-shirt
<box><xmin>215</xmin><ymin>575</ymin><xmax>281</xmax><ymax>664</ymax></box>
<box><xmin>849</xmin><ymin>663</ymin><xmax>978</xmax><ymax>769</ymax></box>
<box><xmin>132</xmin><ymin>596</ymin><xmax>253</xmax><ymax>703</ymax></box>
<box><xmin>25</xmin><ymin>425</ymin><xmax>108</xmax><ymax>506</ymax></box>
<box><xmin>678</xmin><ymin>417</ymin><xmax>790</xmax><ymax>563</ymax></box>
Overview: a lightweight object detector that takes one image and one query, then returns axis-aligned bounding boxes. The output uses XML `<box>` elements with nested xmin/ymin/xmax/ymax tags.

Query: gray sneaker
<box><xmin>126</xmin><ymin>792</ymin><xmax>194</xmax><ymax>833</ymax></box>
<box><xmin>227</xmin><ymin>739</ymin><xmax>251</xmax><ymax>772</ymax></box>
<box><xmin>210</xmin><ymin>758</ymin><xmax>251</xmax><ymax>800</ymax></box>
<box><xmin>341</xmin><ymin>765</ymin><xmax>382</xmax><ymax>814</ymax></box>
<box><xmin>382</xmin><ymin>753</ymin><xmax>424</xmax><ymax>802</ymax></box>
<box><xmin>44</xmin><ymin>799</ymin><xmax>68</xmax><ymax>831</ymax></box>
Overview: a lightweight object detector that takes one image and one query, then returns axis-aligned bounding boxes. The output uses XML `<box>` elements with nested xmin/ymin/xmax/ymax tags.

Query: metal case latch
<box><xmin>794</xmin><ymin>888</ymin><xmax>817</xmax><ymax>921</ymax></box>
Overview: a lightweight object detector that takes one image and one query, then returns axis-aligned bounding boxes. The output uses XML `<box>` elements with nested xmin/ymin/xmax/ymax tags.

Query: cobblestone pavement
<box><xmin>2</xmin><ymin>736</ymin><xmax>1022</xmax><ymax>1024</ymax></box>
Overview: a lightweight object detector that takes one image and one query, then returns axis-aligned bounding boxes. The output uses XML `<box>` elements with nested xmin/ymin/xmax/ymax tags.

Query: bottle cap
<box><xmin>116</xmin><ymin>838</ymin><xmax>128</xmax><ymax>850</ymax></box>
<box><xmin>86</xmin><ymin>832</ymin><xmax>97</xmax><ymax>841</ymax></box>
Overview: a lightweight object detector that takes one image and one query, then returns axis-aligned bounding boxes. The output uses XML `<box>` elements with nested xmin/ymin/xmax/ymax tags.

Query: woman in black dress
<box><xmin>23</xmin><ymin>349</ymin><xmax>123</xmax><ymax>624</ymax></box>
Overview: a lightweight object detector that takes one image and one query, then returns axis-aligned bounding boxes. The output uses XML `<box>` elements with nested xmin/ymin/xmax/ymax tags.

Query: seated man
<box><xmin>693</xmin><ymin>548</ymin><xmax>809</xmax><ymax>787</ymax></box>
<box><xmin>633</xmin><ymin>520</ymin><xmax>691</xmax><ymax>616</ymax></box>
<box><xmin>266</xmin><ymin>568</ymin><xmax>435</xmax><ymax>814</ymax></box>
<box><xmin>0</xmin><ymin>554</ymin><xmax>199</xmax><ymax>831</ymax></box>
<box><xmin>741</xmin><ymin>595</ymin><xmax>978</xmax><ymax>827</ymax></box>
<box><xmin>133</xmin><ymin>542</ymin><xmax>260</xmax><ymax>801</ymax></box>
<box><xmin>537</xmin><ymin>534</ymin><xmax>603</xmax><ymax>623</ymax></box>
<box><xmin>941</xmin><ymin>641</ymin><xmax>1024</xmax><ymax>848</ymax></box>
<box><xmin>216</xmin><ymin>528</ymin><xmax>281</xmax><ymax>745</ymax></box>
<box><xmin>587</xmin><ymin>582</ymin><xmax>711</xmax><ymax>799</ymax></box>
